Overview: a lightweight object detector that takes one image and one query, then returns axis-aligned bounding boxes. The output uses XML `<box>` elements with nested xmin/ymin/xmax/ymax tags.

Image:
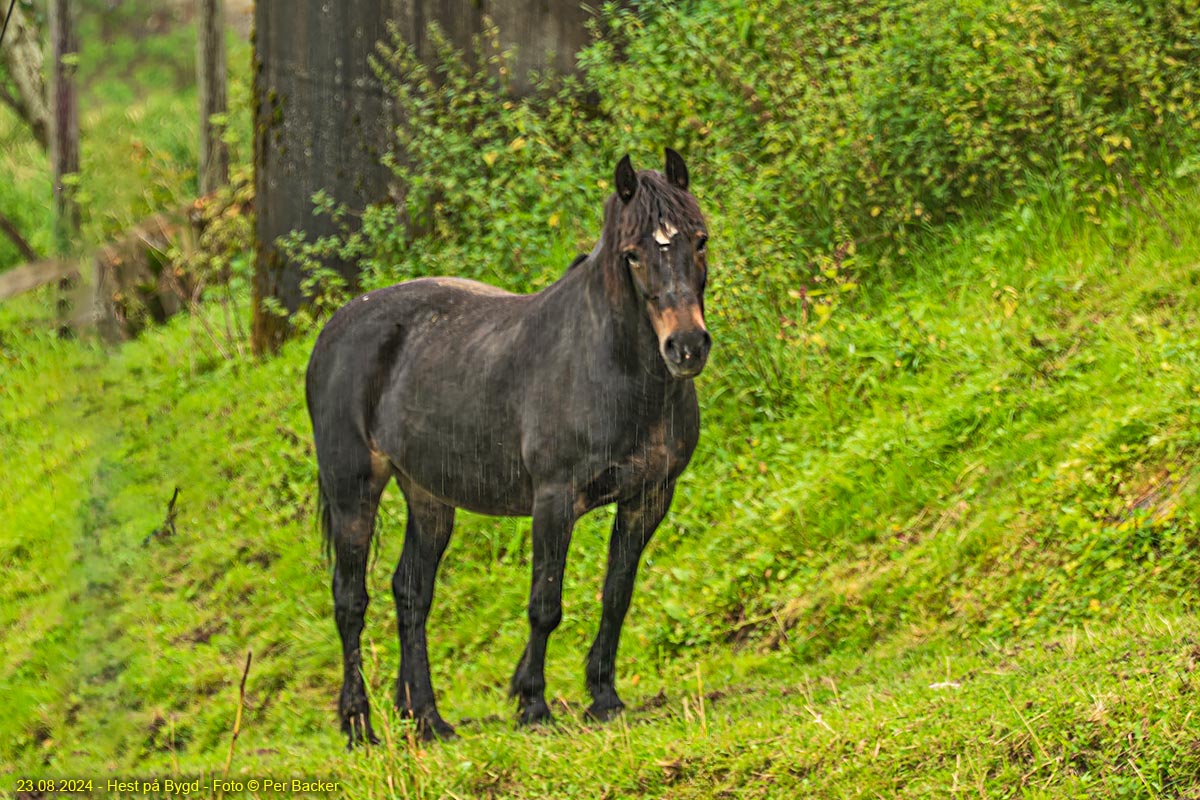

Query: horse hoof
<box><xmin>517</xmin><ymin>703</ymin><xmax>555</xmax><ymax>728</ymax></box>
<box><xmin>419</xmin><ymin>718</ymin><xmax>459</xmax><ymax>742</ymax></box>
<box><xmin>343</xmin><ymin>729</ymin><xmax>380</xmax><ymax>751</ymax></box>
<box><xmin>585</xmin><ymin>701</ymin><xmax>625</xmax><ymax>723</ymax></box>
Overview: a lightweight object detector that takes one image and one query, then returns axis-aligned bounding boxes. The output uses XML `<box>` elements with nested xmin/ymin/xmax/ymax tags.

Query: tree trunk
<box><xmin>0</xmin><ymin>0</ymin><xmax>49</xmax><ymax>149</ymax></box>
<box><xmin>49</xmin><ymin>0</ymin><xmax>79</xmax><ymax>254</ymax></box>
<box><xmin>197</xmin><ymin>0</ymin><xmax>229</xmax><ymax>195</ymax></box>
<box><xmin>393</xmin><ymin>1</ymin><xmax>600</xmax><ymax>97</ymax></box>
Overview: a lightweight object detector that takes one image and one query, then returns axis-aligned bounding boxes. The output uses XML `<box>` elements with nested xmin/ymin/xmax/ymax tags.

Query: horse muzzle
<box><xmin>661</xmin><ymin>327</ymin><xmax>712</xmax><ymax>378</ymax></box>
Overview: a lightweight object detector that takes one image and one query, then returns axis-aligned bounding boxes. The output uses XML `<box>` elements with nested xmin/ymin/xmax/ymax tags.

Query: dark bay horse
<box><xmin>306</xmin><ymin>149</ymin><xmax>711</xmax><ymax>746</ymax></box>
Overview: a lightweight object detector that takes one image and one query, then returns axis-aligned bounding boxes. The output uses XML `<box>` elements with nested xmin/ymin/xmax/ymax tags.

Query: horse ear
<box><xmin>664</xmin><ymin>148</ymin><xmax>689</xmax><ymax>190</ymax></box>
<box><xmin>615</xmin><ymin>155</ymin><xmax>638</xmax><ymax>204</ymax></box>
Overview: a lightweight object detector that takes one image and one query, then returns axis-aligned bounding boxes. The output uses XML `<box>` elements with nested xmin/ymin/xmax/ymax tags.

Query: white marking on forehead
<box><xmin>653</xmin><ymin>222</ymin><xmax>678</xmax><ymax>246</ymax></box>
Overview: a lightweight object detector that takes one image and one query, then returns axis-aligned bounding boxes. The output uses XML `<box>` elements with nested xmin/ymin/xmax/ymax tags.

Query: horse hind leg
<box><xmin>393</xmin><ymin>478</ymin><xmax>457</xmax><ymax>740</ymax></box>
<box><xmin>321</xmin><ymin>453</ymin><xmax>391</xmax><ymax>749</ymax></box>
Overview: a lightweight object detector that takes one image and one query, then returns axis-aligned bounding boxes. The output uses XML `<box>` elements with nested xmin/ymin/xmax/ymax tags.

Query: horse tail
<box><xmin>317</xmin><ymin>474</ymin><xmax>334</xmax><ymax>566</ymax></box>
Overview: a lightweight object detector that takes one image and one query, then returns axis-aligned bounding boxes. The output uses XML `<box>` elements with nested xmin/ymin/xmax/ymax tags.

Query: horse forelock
<box><xmin>602</xmin><ymin>170</ymin><xmax>701</xmax><ymax>247</ymax></box>
<box><xmin>596</xmin><ymin>169</ymin><xmax>705</xmax><ymax>303</ymax></box>
<box><xmin>619</xmin><ymin>170</ymin><xmax>703</xmax><ymax>244</ymax></box>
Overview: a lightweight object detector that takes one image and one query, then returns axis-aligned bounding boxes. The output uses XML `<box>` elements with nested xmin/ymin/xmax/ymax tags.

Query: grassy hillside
<box><xmin>2</xmin><ymin>174</ymin><xmax>1198</xmax><ymax>796</ymax></box>
<box><xmin>4</xmin><ymin>0</ymin><xmax>1200</xmax><ymax>796</ymax></box>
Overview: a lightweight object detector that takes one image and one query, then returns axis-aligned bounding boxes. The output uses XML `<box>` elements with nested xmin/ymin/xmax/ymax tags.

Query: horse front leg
<box><xmin>511</xmin><ymin>484</ymin><xmax>577</xmax><ymax>726</ymax></box>
<box><xmin>585</xmin><ymin>481</ymin><xmax>675</xmax><ymax>721</ymax></box>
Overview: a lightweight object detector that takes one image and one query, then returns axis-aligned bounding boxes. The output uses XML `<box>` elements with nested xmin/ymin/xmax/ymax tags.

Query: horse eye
<box><xmin>625</xmin><ymin>252</ymin><xmax>641</xmax><ymax>268</ymax></box>
<box><xmin>696</xmin><ymin>236</ymin><xmax>708</xmax><ymax>252</ymax></box>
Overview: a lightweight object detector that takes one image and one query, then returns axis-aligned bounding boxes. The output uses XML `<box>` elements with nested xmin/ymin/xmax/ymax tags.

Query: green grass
<box><xmin>4</xmin><ymin>2</ymin><xmax>1198</xmax><ymax>795</ymax></box>
<box><xmin>1</xmin><ymin>173</ymin><xmax>1198</xmax><ymax>796</ymax></box>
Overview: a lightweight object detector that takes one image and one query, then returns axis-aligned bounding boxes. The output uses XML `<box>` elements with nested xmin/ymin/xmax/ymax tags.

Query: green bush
<box><xmin>324</xmin><ymin>0</ymin><xmax>1200</xmax><ymax>409</ymax></box>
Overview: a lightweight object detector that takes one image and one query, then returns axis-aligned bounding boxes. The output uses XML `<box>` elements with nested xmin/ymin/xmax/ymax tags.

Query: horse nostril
<box><xmin>664</xmin><ymin>334</ymin><xmax>683</xmax><ymax>364</ymax></box>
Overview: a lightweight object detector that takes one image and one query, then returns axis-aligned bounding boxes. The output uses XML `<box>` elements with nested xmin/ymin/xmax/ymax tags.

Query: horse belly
<box><xmin>405</xmin><ymin>431</ymin><xmax>532</xmax><ymax>516</ymax></box>
<box><xmin>378</xmin><ymin>378</ymin><xmax>534</xmax><ymax>516</ymax></box>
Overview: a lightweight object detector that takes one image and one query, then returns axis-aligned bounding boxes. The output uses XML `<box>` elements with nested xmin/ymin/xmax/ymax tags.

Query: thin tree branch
<box><xmin>0</xmin><ymin>76</ymin><xmax>47</xmax><ymax>147</ymax></box>
<box><xmin>0</xmin><ymin>207</ymin><xmax>39</xmax><ymax>261</ymax></box>
<box><xmin>0</xmin><ymin>258</ymin><xmax>77</xmax><ymax>300</ymax></box>
<box><xmin>1</xmin><ymin>0</ymin><xmax>17</xmax><ymax>47</ymax></box>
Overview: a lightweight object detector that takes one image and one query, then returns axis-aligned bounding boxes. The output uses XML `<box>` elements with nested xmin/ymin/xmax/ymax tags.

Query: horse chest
<box><xmin>575</xmin><ymin>412</ymin><xmax>695</xmax><ymax>514</ymax></box>
<box><xmin>619</xmin><ymin>421</ymin><xmax>677</xmax><ymax>479</ymax></box>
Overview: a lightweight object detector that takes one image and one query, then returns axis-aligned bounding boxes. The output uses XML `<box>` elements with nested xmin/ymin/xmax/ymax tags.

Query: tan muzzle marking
<box><xmin>647</xmin><ymin>303</ymin><xmax>708</xmax><ymax>349</ymax></box>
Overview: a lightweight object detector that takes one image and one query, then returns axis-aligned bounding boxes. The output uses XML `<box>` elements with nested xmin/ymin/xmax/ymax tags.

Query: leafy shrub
<box><xmin>315</xmin><ymin>0</ymin><xmax>1200</xmax><ymax>408</ymax></box>
<box><xmin>367</xmin><ymin>21</ymin><xmax>611</xmax><ymax>292</ymax></box>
